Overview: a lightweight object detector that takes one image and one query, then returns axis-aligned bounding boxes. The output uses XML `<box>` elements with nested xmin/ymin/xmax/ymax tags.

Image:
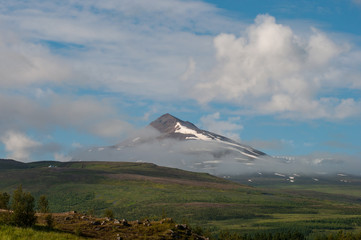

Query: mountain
<box><xmin>148</xmin><ymin>113</ymin><xmax>266</xmax><ymax>160</ymax></box>
<box><xmin>71</xmin><ymin>113</ymin><xmax>276</xmax><ymax>175</ymax></box>
<box><xmin>115</xmin><ymin>113</ymin><xmax>267</xmax><ymax>161</ymax></box>
<box><xmin>71</xmin><ymin>113</ymin><xmax>357</xmax><ymax>175</ymax></box>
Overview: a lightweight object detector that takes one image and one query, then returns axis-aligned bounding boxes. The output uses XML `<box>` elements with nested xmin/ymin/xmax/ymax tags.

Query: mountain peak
<box><xmin>153</xmin><ymin>113</ymin><xmax>180</xmax><ymax>123</ymax></box>
<box><xmin>159</xmin><ymin>113</ymin><xmax>177</xmax><ymax>119</ymax></box>
<box><xmin>148</xmin><ymin>114</ymin><xmax>266</xmax><ymax>160</ymax></box>
<box><xmin>150</xmin><ymin>113</ymin><xmax>198</xmax><ymax>135</ymax></box>
<box><xmin>150</xmin><ymin>113</ymin><xmax>179</xmax><ymax>133</ymax></box>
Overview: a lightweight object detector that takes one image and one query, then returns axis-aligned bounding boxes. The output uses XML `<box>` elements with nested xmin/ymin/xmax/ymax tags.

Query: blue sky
<box><xmin>0</xmin><ymin>0</ymin><xmax>360</xmax><ymax>163</ymax></box>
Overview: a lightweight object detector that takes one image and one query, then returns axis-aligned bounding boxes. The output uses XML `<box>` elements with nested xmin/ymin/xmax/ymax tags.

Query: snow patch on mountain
<box><xmin>174</xmin><ymin>122</ymin><xmax>212</xmax><ymax>141</ymax></box>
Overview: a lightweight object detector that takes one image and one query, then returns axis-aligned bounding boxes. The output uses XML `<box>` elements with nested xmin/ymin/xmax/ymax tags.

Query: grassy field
<box><xmin>1</xmin><ymin>159</ymin><xmax>361</xmax><ymax>239</ymax></box>
<box><xmin>0</xmin><ymin>225</ymin><xmax>87</xmax><ymax>240</ymax></box>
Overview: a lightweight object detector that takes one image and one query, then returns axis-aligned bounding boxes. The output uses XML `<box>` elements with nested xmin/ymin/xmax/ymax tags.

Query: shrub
<box><xmin>0</xmin><ymin>211</ymin><xmax>11</xmax><ymax>225</ymax></box>
<box><xmin>0</xmin><ymin>192</ymin><xmax>10</xmax><ymax>210</ymax></box>
<box><xmin>11</xmin><ymin>185</ymin><xmax>37</xmax><ymax>227</ymax></box>
<box><xmin>38</xmin><ymin>195</ymin><xmax>49</xmax><ymax>213</ymax></box>
<box><xmin>45</xmin><ymin>214</ymin><xmax>54</xmax><ymax>229</ymax></box>
<box><xmin>104</xmin><ymin>209</ymin><xmax>114</xmax><ymax>219</ymax></box>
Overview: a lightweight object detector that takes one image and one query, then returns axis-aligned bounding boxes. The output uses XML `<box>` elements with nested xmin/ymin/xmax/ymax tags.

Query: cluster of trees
<box><xmin>0</xmin><ymin>185</ymin><xmax>51</xmax><ymax>227</ymax></box>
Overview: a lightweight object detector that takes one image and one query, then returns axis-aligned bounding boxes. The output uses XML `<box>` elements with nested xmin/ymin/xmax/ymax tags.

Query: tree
<box><xmin>37</xmin><ymin>195</ymin><xmax>49</xmax><ymax>213</ymax></box>
<box><xmin>0</xmin><ymin>192</ymin><xmax>11</xmax><ymax>224</ymax></box>
<box><xmin>0</xmin><ymin>192</ymin><xmax>10</xmax><ymax>209</ymax></box>
<box><xmin>45</xmin><ymin>214</ymin><xmax>54</xmax><ymax>229</ymax></box>
<box><xmin>11</xmin><ymin>185</ymin><xmax>36</xmax><ymax>227</ymax></box>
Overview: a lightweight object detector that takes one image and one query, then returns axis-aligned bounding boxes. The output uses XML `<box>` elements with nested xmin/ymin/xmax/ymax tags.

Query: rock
<box><xmin>143</xmin><ymin>221</ymin><xmax>151</xmax><ymax>226</ymax></box>
<box><xmin>166</xmin><ymin>229</ymin><xmax>174</xmax><ymax>235</ymax></box>
<box><xmin>160</xmin><ymin>218</ymin><xmax>173</xmax><ymax>224</ymax></box>
<box><xmin>114</xmin><ymin>219</ymin><xmax>120</xmax><ymax>224</ymax></box>
<box><xmin>121</xmin><ymin>219</ymin><xmax>130</xmax><ymax>226</ymax></box>
<box><xmin>143</xmin><ymin>219</ymin><xmax>151</xmax><ymax>226</ymax></box>
<box><xmin>175</xmin><ymin>224</ymin><xmax>188</xmax><ymax>230</ymax></box>
<box><xmin>92</xmin><ymin>221</ymin><xmax>101</xmax><ymax>225</ymax></box>
<box><xmin>142</xmin><ymin>219</ymin><xmax>150</xmax><ymax>226</ymax></box>
<box><xmin>168</xmin><ymin>230</ymin><xmax>177</xmax><ymax>238</ymax></box>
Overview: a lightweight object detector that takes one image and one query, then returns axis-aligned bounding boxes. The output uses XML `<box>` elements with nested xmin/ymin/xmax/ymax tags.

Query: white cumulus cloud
<box><xmin>1</xmin><ymin>131</ymin><xmax>41</xmax><ymax>161</ymax></box>
<box><xmin>193</xmin><ymin>14</ymin><xmax>361</xmax><ymax>120</ymax></box>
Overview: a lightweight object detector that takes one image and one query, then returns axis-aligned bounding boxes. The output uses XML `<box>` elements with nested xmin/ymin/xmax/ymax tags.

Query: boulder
<box><xmin>92</xmin><ymin>220</ymin><xmax>101</xmax><ymax>226</ymax></box>
<box><xmin>160</xmin><ymin>218</ymin><xmax>173</xmax><ymax>224</ymax></box>
<box><xmin>175</xmin><ymin>224</ymin><xmax>188</xmax><ymax>230</ymax></box>
<box><xmin>121</xmin><ymin>219</ymin><xmax>130</xmax><ymax>226</ymax></box>
<box><xmin>143</xmin><ymin>219</ymin><xmax>151</xmax><ymax>226</ymax></box>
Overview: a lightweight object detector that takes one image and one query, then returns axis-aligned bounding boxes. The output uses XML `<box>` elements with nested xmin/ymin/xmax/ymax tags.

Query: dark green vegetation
<box><xmin>1</xmin><ymin>159</ymin><xmax>361</xmax><ymax>239</ymax></box>
<box><xmin>0</xmin><ymin>185</ymin><xmax>38</xmax><ymax>228</ymax></box>
<box><xmin>11</xmin><ymin>185</ymin><xmax>37</xmax><ymax>227</ymax></box>
<box><xmin>38</xmin><ymin>195</ymin><xmax>50</xmax><ymax>213</ymax></box>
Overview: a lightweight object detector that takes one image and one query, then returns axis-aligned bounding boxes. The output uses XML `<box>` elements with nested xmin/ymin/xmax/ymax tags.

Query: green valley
<box><xmin>1</xmin><ymin>159</ymin><xmax>361</xmax><ymax>239</ymax></box>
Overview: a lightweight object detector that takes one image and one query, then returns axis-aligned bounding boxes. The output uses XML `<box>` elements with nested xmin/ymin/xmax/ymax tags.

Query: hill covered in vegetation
<box><xmin>1</xmin><ymin>159</ymin><xmax>361</xmax><ymax>239</ymax></box>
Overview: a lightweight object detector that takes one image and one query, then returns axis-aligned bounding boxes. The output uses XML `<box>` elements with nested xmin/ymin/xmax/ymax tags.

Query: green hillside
<box><xmin>1</xmin><ymin>159</ymin><xmax>361</xmax><ymax>239</ymax></box>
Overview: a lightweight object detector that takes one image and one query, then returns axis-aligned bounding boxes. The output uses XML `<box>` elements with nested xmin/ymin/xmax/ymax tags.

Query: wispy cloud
<box><xmin>243</xmin><ymin>139</ymin><xmax>288</xmax><ymax>151</ymax></box>
<box><xmin>199</xmin><ymin>112</ymin><xmax>243</xmax><ymax>140</ymax></box>
<box><xmin>0</xmin><ymin>0</ymin><xmax>237</xmax><ymax>99</ymax></box>
<box><xmin>1</xmin><ymin>2</ymin><xmax>360</xmax><ymax>119</ymax></box>
<box><xmin>0</xmin><ymin>31</ymin><xmax>71</xmax><ymax>88</ymax></box>
<box><xmin>0</xmin><ymin>92</ymin><xmax>131</xmax><ymax>140</ymax></box>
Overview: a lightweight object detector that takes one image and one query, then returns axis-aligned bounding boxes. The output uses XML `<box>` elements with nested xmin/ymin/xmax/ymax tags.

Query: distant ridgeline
<box><xmin>0</xmin><ymin>159</ymin><xmax>28</xmax><ymax>169</ymax></box>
